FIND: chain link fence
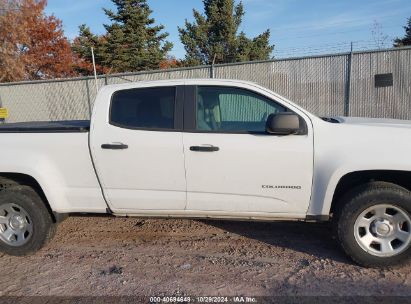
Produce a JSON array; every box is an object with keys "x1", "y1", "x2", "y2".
[{"x1": 0, "y1": 47, "x2": 410, "y2": 123}]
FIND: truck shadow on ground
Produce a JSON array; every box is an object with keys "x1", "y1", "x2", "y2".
[{"x1": 202, "y1": 220, "x2": 352, "y2": 265}]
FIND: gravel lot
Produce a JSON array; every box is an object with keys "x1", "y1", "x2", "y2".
[{"x1": 1, "y1": 216, "x2": 410, "y2": 297}]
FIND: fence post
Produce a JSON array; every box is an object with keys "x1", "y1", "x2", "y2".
[
  {"x1": 85, "y1": 79, "x2": 92, "y2": 119},
  {"x1": 0, "y1": 94, "x2": 4, "y2": 124},
  {"x1": 210, "y1": 54, "x2": 217, "y2": 79},
  {"x1": 344, "y1": 42, "x2": 353, "y2": 116},
  {"x1": 104, "y1": 75, "x2": 108, "y2": 85}
]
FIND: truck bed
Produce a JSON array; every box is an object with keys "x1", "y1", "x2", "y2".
[{"x1": 0, "y1": 120, "x2": 90, "y2": 133}]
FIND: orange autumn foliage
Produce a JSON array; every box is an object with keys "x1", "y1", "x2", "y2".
[
  {"x1": 0, "y1": 0, "x2": 77, "y2": 82},
  {"x1": 159, "y1": 57, "x2": 183, "y2": 70}
]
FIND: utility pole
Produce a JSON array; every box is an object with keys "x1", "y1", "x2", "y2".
[{"x1": 91, "y1": 47, "x2": 99, "y2": 95}]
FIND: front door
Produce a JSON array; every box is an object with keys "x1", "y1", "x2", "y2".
[
  {"x1": 182, "y1": 85, "x2": 314, "y2": 215},
  {"x1": 91, "y1": 85, "x2": 186, "y2": 212}
]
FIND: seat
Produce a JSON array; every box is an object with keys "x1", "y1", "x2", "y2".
[{"x1": 197, "y1": 95, "x2": 212, "y2": 130}]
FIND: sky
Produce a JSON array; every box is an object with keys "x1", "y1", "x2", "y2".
[{"x1": 45, "y1": 0, "x2": 411, "y2": 59}]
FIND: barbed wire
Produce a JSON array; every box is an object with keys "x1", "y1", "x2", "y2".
[{"x1": 273, "y1": 39, "x2": 397, "y2": 58}]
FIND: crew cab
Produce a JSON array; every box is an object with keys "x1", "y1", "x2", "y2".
[{"x1": 0, "y1": 79, "x2": 410, "y2": 267}]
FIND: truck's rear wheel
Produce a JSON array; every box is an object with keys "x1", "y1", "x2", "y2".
[
  {"x1": 336, "y1": 182, "x2": 411, "y2": 267},
  {"x1": 0, "y1": 186, "x2": 56, "y2": 256}
]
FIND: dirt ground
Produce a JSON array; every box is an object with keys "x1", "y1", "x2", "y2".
[{"x1": 0, "y1": 216, "x2": 411, "y2": 297}]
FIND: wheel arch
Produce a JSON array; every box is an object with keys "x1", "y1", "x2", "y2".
[
  {"x1": 329, "y1": 170, "x2": 411, "y2": 216},
  {"x1": 0, "y1": 172, "x2": 57, "y2": 223}
]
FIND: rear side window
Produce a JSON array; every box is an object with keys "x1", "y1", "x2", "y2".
[{"x1": 110, "y1": 87, "x2": 176, "y2": 130}]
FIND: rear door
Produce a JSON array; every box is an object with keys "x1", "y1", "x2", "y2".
[
  {"x1": 90, "y1": 85, "x2": 186, "y2": 212},
  {"x1": 182, "y1": 85, "x2": 314, "y2": 215}
]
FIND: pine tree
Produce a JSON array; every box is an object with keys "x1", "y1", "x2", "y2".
[
  {"x1": 394, "y1": 17, "x2": 411, "y2": 47},
  {"x1": 102, "y1": 0, "x2": 172, "y2": 72},
  {"x1": 72, "y1": 25, "x2": 108, "y2": 75},
  {"x1": 178, "y1": 0, "x2": 274, "y2": 65}
]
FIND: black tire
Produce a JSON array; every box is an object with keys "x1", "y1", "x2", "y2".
[
  {"x1": 0, "y1": 186, "x2": 56, "y2": 256},
  {"x1": 334, "y1": 182, "x2": 411, "y2": 267}
]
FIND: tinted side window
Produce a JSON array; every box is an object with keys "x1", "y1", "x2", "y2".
[
  {"x1": 110, "y1": 87, "x2": 175, "y2": 129},
  {"x1": 196, "y1": 86, "x2": 286, "y2": 132}
]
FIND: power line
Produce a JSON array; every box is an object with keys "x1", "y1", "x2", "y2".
[{"x1": 0, "y1": 8, "x2": 20, "y2": 11}]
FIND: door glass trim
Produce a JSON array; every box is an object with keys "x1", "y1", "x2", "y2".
[{"x1": 183, "y1": 85, "x2": 197, "y2": 130}]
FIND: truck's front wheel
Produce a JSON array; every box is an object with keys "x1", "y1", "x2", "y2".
[
  {"x1": 0, "y1": 186, "x2": 56, "y2": 256},
  {"x1": 336, "y1": 182, "x2": 411, "y2": 267}
]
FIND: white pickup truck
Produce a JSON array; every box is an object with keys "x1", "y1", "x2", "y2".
[{"x1": 0, "y1": 79, "x2": 410, "y2": 267}]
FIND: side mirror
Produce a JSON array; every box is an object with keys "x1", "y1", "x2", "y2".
[{"x1": 266, "y1": 112, "x2": 305, "y2": 135}]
